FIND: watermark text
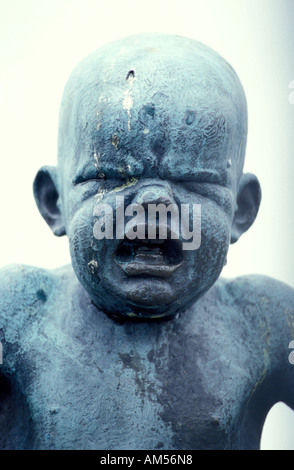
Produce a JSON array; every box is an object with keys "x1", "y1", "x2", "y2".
[{"x1": 93, "y1": 196, "x2": 201, "y2": 251}]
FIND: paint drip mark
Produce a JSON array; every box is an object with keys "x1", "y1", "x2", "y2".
[{"x1": 123, "y1": 69, "x2": 136, "y2": 131}]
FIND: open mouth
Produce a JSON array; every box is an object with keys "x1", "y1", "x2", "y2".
[{"x1": 114, "y1": 235, "x2": 184, "y2": 277}]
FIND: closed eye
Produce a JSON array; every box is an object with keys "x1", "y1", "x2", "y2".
[
  {"x1": 183, "y1": 181, "x2": 234, "y2": 214},
  {"x1": 176, "y1": 174, "x2": 226, "y2": 188},
  {"x1": 183, "y1": 181, "x2": 227, "y2": 193},
  {"x1": 72, "y1": 173, "x2": 106, "y2": 185}
]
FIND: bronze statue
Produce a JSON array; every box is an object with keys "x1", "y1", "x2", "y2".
[{"x1": 0, "y1": 33, "x2": 293, "y2": 450}]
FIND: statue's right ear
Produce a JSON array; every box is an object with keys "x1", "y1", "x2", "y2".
[{"x1": 33, "y1": 165, "x2": 66, "y2": 236}]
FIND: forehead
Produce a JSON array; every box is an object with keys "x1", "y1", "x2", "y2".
[{"x1": 60, "y1": 36, "x2": 246, "y2": 176}]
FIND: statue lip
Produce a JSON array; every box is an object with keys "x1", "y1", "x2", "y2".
[{"x1": 114, "y1": 224, "x2": 184, "y2": 278}]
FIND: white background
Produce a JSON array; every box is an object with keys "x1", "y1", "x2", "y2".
[{"x1": 0, "y1": 0, "x2": 294, "y2": 449}]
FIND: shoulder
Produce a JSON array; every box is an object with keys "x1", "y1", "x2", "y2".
[
  {"x1": 219, "y1": 273, "x2": 294, "y2": 314},
  {"x1": 217, "y1": 274, "x2": 294, "y2": 355},
  {"x1": 0, "y1": 263, "x2": 63, "y2": 325},
  {"x1": 0, "y1": 263, "x2": 77, "y2": 315},
  {"x1": 0, "y1": 263, "x2": 64, "y2": 310}
]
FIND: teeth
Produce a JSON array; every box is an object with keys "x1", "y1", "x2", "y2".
[
  {"x1": 134, "y1": 252, "x2": 164, "y2": 265},
  {"x1": 134, "y1": 245, "x2": 165, "y2": 265},
  {"x1": 115, "y1": 237, "x2": 184, "y2": 268},
  {"x1": 135, "y1": 246, "x2": 162, "y2": 254}
]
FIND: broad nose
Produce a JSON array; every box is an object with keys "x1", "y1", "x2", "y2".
[{"x1": 127, "y1": 181, "x2": 180, "y2": 242}]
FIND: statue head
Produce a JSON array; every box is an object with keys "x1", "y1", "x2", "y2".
[{"x1": 33, "y1": 33, "x2": 261, "y2": 320}]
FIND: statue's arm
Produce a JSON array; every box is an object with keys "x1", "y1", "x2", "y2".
[
  {"x1": 226, "y1": 275, "x2": 294, "y2": 413},
  {"x1": 0, "y1": 264, "x2": 52, "y2": 377},
  {"x1": 279, "y1": 283, "x2": 294, "y2": 410},
  {"x1": 0, "y1": 264, "x2": 54, "y2": 448},
  {"x1": 0, "y1": 265, "x2": 26, "y2": 376},
  {"x1": 263, "y1": 276, "x2": 294, "y2": 410}
]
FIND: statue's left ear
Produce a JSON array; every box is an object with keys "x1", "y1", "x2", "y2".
[
  {"x1": 230, "y1": 173, "x2": 261, "y2": 244},
  {"x1": 33, "y1": 165, "x2": 66, "y2": 237}
]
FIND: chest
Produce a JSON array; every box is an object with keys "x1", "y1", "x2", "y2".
[{"x1": 17, "y1": 314, "x2": 261, "y2": 450}]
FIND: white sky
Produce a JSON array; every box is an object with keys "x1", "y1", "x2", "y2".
[{"x1": 0, "y1": 0, "x2": 294, "y2": 449}]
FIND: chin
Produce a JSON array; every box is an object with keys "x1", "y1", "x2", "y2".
[
  {"x1": 71, "y1": 240, "x2": 225, "y2": 321},
  {"x1": 86, "y1": 274, "x2": 202, "y2": 321}
]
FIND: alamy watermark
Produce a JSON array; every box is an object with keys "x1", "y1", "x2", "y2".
[{"x1": 93, "y1": 196, "x2": 201, "y2": 250}]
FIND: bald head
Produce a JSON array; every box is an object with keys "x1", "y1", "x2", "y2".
[{"x1": 58, "y1": 33, "x2": 247, "y2": 182}]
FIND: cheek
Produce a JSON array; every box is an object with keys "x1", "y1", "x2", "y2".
[
  {"x1": 191, "y1": 205, "x2": 231, "y2": 287},
  {"x1": 67, "y1": 206, "x2": 103, "y2": 287},
  {"x1": 202, "y1": 207, "x2": 231, "y2": 256}
]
